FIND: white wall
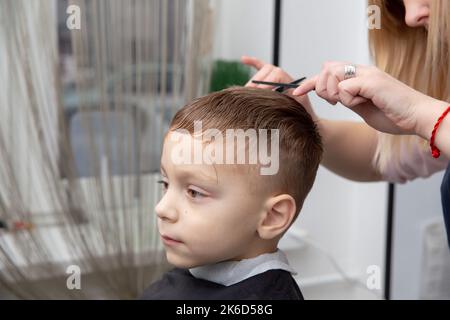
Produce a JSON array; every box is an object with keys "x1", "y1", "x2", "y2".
[
  {"x1": 212, "y1": 0, "x2": 273, "y2": 63},
  {"x1": 213, "y1": 0, "x2": 387, "y2": 299}
]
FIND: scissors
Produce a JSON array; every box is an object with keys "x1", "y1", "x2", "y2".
[{"x1": 251, "y1": 77, "x2": 306, "y2": 92}]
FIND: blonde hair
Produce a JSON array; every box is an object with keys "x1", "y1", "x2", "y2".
[{"x1": 368, "y1": 0, "x2": 450, "y2": 171}]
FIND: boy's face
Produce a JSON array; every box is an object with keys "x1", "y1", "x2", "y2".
[{"x1": 155, "y1": 132, "x2": 268, "y2": 268}]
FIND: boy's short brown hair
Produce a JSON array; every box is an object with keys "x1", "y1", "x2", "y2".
[{"x1": 169, "y1": 87, "x2": 322, "y2": 214}]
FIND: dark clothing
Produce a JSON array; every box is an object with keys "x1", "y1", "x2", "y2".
[
  {"x1": 441, "y1": 163, "x2": 450, "y2": 248},
  {"x1": 140, "y1": 268, "x2": 303, "y2": 300}
]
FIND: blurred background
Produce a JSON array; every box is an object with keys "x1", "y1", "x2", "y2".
[{"x1": 0, "y1": 0, "x2": 448, "y2": 299}]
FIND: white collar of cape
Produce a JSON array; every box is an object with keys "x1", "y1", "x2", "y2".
[{"x1": 188, "y1": 249, "x2": 297, "y2": 287}]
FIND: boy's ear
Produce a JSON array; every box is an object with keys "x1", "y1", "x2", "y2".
[{"x1": 257, "y1": 194, "x2": 297, "y2": 240}]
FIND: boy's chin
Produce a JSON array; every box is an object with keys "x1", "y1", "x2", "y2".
[{"x1": 166, "y1": 252, "x2": 202, "y2": 269}]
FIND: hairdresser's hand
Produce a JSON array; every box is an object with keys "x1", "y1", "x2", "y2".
[
  {"x1": 292, "y1": 61, "x2": 435, "y2": 136},
  {"x1": 241, "y1": 55, "x2": 319, "y2": 121}
]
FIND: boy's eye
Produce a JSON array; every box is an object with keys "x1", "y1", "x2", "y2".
[
  {"x1": 157, "y1": 180, "x2": 168, "y2": 191},
  {"x1": 187, "y1": 188, "x2": 206, "y2": 199}
]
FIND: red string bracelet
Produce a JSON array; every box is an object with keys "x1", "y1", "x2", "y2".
[{"x1": 430, "y1": 105, "x2": 450, "y2": 158}]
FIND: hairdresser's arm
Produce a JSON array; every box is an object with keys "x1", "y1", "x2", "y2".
[
  {"x1": 317, "y1": 119, "x2": 382, "y2": 181},
  {"x1": 242, "y1": 56, "x2": 382, "y2": 182}
]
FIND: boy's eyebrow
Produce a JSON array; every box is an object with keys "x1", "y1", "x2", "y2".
[
  {"x1": 179, "y1": 168, "x2": 218, "y2": 184},
  {"x1": 160, "y1": 164, "x2": 218, "y2": 184}
]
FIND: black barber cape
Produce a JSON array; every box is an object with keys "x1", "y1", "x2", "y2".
[{"x1": 140, "y1": 268, "x2": 303, "y2": 300}]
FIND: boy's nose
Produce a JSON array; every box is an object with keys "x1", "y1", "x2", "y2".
[
  {"x1": 403, "y1": 0, "x2": 430, "y2": 28},
  {"x1": 155, "y1": 192, "x2": 179, "y2": 223}
]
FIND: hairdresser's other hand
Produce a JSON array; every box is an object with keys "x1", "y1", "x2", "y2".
[
  {"x1": 292, "y1": 61, "x2": 435, "y2": 136},
  {"x1": 242, "y1": 56, "x2": 295, "y2": 89},
  {"x1": 241, "y1": 55, "x2": 318, "y2": 121}
]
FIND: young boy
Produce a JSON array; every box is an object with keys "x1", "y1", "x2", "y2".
[{"x1": 141, "y1": 87, "x2": 322, "y2": 300}]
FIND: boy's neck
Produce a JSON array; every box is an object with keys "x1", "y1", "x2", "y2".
[{"x1": 229, "y1": 240, "x2": 278, "y2": 262}]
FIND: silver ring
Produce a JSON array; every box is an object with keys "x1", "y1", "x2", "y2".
[{"x1": 343, "y1": 64, "x2": 356, "y2": 79}]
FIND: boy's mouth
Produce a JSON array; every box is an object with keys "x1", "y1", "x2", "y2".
[{"x1": 160, "y1": 233, "x2": 183, "y2": 246}]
